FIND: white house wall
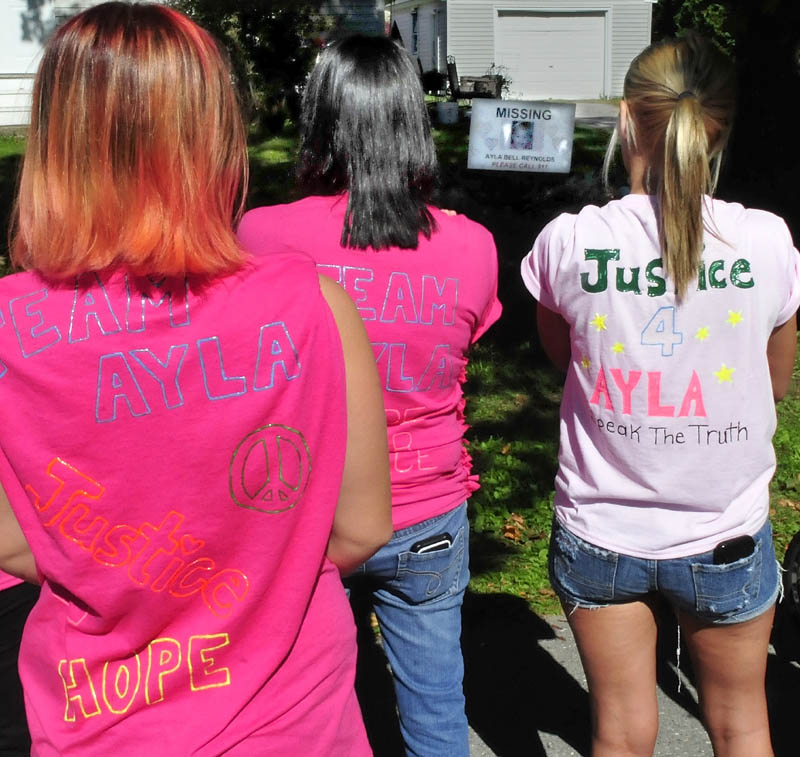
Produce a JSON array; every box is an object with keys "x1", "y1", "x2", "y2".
[
  {"x1": 609, "y1": 2, "x2": 652, "y2": 95},
  {"x1": 389, "y1": 1, "x2": 447, "y2": 72},
  {"x1": 446, "y1": 0, "x2": 652, "y2": 97},
  {"x1": 417, "y1": 6, "x2": 434, "y2": 69},
  {"x1": 1, "y1": 1, "x2": 103, "y2": 127},
  {"x1": 434, "y1": 6, "x2": 448, "y2": 71},
  {"x1": 393, "y1": 12, "x2": 414, "y2": 54}
]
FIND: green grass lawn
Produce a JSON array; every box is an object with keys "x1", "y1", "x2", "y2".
[
  {"x1": 0, "y1": 135, "x2": 25, "y2": 159},
  {"x1": 3, "y1": 125, "x2": 799, "y2": 617}
]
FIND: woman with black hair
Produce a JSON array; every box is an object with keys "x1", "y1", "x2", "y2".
[{"x1": 239, "y1": 34, "x2": 501, "y2": 756}]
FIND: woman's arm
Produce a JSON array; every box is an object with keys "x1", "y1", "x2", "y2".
[
  {"x1": 537, "y1": 302, "x2": 571, "y2": 373},
  {"x1": 767, "y1": 315, "x2": 798, "y2": 402},
  {"x1": 0, "y1": 486, "x2": 38, "y2": 584},
  {"x1": 319, "y1": 276, "x2": 393, "y2": 574}
]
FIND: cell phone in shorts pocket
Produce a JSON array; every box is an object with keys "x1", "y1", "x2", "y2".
[
  {"x1": 712, "y1": 534, "x2": 756, "y2": 564},
  {"x1": 410, "y1": 532, "x2": 453, "y2": 554}
]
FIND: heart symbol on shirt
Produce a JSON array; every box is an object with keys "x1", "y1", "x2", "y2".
[
  {"x1": 181, "y1": 534, "x2": 205, "y2": 555},
  {"x1": 485, "y1": 137, "x2": 497, "y2": 150}
]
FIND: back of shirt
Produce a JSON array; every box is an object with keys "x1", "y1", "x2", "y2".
[
  {"x1": 522, "y1": 195, "x2": 800, "y2": 558},
  {"x1": 239, "y1": 195, "x2": 502, "y2": 530},
  {"x1": 0, "y1": 252, "x2": 368, "y2": 755}
]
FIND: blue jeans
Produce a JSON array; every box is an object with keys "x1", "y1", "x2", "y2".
[
  {"x1": 549, "y1": 517, "x2": 779, "y2": 624},
  {"x1": 348, "y1": 502, "x2": 470, "y2": 757}
]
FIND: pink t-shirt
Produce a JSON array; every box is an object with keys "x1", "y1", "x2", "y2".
[
  {"x1": 522, "y1": 194, "x2": 800, "y2": 558},
  {"x1": 0, "y1": 251, "x2": 370, "y2": 755},
  {"x1": 0, "y1": 570, "x2": 22, "y2": 591},
  {"x1": 239, "y1": 195, "x2": 502, "y2": 530}
]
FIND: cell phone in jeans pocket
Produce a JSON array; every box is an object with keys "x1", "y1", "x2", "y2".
[
  {"x1": 410, "y1": 532, "x2": 453, "y2": 554},
  {"x1": 712, "y1": 534, "x2": 756, "y2": 564}
]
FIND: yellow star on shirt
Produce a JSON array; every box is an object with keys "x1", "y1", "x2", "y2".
[
  {"x1": 695, "y1": 326, "x2": 710, "y2": 342},
  {"x1": 581, "y1": 356, "x2": 591, "y2": 370},
  {"x1": 590, "y1": 313, "x2": 607, "y2": 331},
  {"x1": 713, "y1": 363, "x2": 735, "y2": 383},
  {"x1": 612, "y1": 342, "x2": 625, "y2": 354},
  {"x1": 726, "y1": 310, "x2": 743, "y2": 327}
]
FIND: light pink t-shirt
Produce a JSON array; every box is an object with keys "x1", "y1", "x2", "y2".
[
  {"x1": 0, "y1": 252, "x2": 370, "y2": 755},
  {"x1": 522, "y1": 194, "x2": 800, "y2": 558},
  {"x1": 239, "y1": 196, "x2": 502, "y2": 530}
]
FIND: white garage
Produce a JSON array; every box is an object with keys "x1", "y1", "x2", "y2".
[
  {"x1": 494, "y1": 10, "x2": 607, "y2": 99},
  {"x1": 388, "y1": 0, "x2": 654, "y2": 100}
]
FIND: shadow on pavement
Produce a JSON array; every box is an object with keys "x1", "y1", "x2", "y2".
[
  {"x1": 769, "y1": 601, "x2": 800, "y2": 757},
  {"x1": 768, "y1": 649, "x2": 800, "y2": 757},
  {"x1": 461, "y1": 591, "x2": 591, "y2": 757},
  {"x1": 350, "y1": 585, "x2": 800, "y2": 756},
  {"x1": 350, "y1": 586, "x2": 593, "y2": 757},
  {"x1": 654, "y1": 598, "x2": 800, "y2": 757},
  {"x1": 350, "y1": 590, "x2": 405, "y2": 756}
]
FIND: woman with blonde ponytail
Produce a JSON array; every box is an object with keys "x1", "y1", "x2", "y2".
[{"x1": 522, "y1": 33, "x2": 799, "y2": 756}]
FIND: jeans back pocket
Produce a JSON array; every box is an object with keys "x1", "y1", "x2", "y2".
[
  {"x1": 549, "y1": 521, "x2": 619, "y2": 603},
  {"x1": 691, "y1": 543, "x2": 762, "y2": 620},
  {"x1": 394, "y1": 525, "x2": 467, "y2": 605}
]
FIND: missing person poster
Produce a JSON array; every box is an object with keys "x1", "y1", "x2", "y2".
[{"x1": 467, "y1": 99, "x2": 576, "y2": 173}]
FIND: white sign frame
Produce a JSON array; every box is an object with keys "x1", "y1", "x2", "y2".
[{"x1": 467, "y1": 99, "x2": 576, "y2": 174}]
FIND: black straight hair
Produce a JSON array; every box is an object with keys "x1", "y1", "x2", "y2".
[{"x1": 297, "y1": 34, "x2": 438, "y2": 250}]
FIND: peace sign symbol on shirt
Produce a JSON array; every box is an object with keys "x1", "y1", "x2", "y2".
[{"x1": 228, "y1": 424, "x2": 312, "y2": 514}]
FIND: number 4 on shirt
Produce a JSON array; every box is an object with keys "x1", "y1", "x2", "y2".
[{"x1": 641, "y1": 306, "x2": 683, "y2": 356}]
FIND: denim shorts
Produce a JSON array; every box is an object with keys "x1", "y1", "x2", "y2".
[{"x1": 549, "y1": 517, "x2": 780, "y2": 625}]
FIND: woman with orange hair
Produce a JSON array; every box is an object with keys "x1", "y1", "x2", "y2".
[{"x1": 0, "y1": 3, "x2": 391, "y2": 753}]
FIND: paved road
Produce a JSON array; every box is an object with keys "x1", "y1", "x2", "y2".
[
  {"x1": 574, "y1": 101, "x2": 618, "y2": 130},
  {"x1": 467, "y1": 615, "x2": 713, "y2": 757},
  {"x1": 356, "y1": 590, "x2": 800, "y2": 757},
  {"x1": 466, "y1": 611, "x2": 800, "y2": 757}
]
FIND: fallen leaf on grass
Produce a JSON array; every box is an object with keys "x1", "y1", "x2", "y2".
[
  {"x1": 502, "y1": 524, "x2": 524, "y2": 542},
  {"x1": 502, "y1": 513, "x2": 528, "y2": 542},
  {"x1": 777, "y1": 498, "x2": 800, "y2": 511},
  {"x1": 538, "y1": 588, "x2": 556, "y2": 597},
  {"x1": 501, "y1": 443, "x2": 511, "y2": 455}
]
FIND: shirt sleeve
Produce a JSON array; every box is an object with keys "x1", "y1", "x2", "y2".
[
  {"x1": 775, "y1": 220, "x2": 800, "y2": 327},
  {"x1": 236, "y1": 208, "x2": 269, "y2": 253},
  {"x1": 520, "y1": 213, "x2": 572, "y2": 314},
  {"x1": 472, "y1": 227, "x2": 502, "y2": 344}
]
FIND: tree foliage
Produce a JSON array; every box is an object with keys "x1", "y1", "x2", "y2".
[
  {"x1": 172, "y1": 1, "x2": 330, "y2": 132},
  {"x1": 654, "y1": 1, "x2": 800, "y2": 237},
  {"x1": 654, "y1": 0, "x2": 734, "y2": 53}
]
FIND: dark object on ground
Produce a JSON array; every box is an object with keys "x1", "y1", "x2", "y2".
[
  {"x1": 446, "y1": 56, "x2": 502, "y2": 101},
  {"x1": 0, "y1": 582, "x2": 40, "y2": 754},
  {"x1": 772, "y1": 530, "x2": 800, "y2": 661},
  {"x1": 422, "y1": 69, "x2": 447, "y2": 96}
]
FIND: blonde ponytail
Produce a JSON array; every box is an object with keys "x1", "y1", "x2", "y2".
[
  {"x1": 660, "y1": 93, "x2": 712, "y2": 298},
  {"x1": 611, "y1": 33, "x2": 736, "y2": 301}
]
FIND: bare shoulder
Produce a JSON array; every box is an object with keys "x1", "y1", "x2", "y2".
[{"x1": 318, "y1": 275, "x2": 367, "y2": 340}]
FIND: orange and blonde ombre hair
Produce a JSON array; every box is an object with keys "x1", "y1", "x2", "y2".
[{"x1": 11, "y1": 2, "x2": 248, "y2": 278}]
